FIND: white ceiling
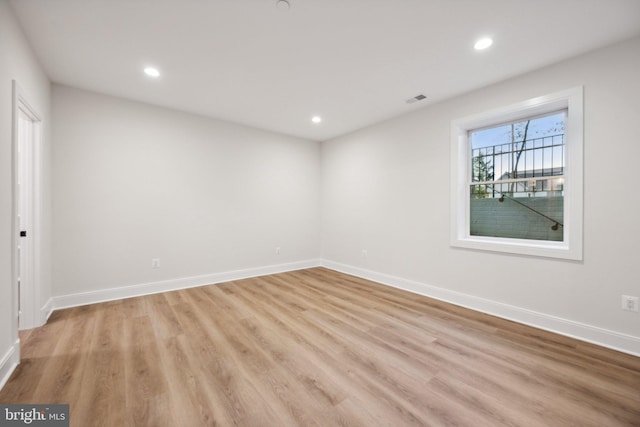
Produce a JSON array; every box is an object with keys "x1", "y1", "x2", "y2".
[{"x1": 10, "y1": 0, "x2": 640, "y2": 141}]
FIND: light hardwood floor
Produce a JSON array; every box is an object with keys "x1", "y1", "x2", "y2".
[{"x1": 1, "y1": 268, "x2": 639, "y2": 426}]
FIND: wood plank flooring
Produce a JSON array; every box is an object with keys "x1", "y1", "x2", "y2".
[{"x1": 1, "y1": 267, "x2": 639, "y2": 426}]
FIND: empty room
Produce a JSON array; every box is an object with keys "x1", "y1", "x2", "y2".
[{"x1": 1, "y1": 0, "x2": 639, "y2": 425}]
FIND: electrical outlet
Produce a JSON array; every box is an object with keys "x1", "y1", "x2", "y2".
[
  {"x1": 621, "y1": 295, "x2": 639, "y2": 312},
  {"x1": 275, "y1": 246, "x2": 281, "y2": 255},
  {"x1": 361, "y1": 250, "x2": 368, "y2": 258},
  {"x1": 152, "y1": 258, "x2": 160, "y2": 269}
]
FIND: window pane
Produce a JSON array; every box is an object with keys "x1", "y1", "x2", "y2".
[
  {"x1": 470, "y1": 111, "x2": 565, "y2": 182},
  {"x1": 470, "y1": 178, "x2": 564, "y2": 241}
]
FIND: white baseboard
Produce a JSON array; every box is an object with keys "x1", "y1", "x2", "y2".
[
  {"x1": 40, "y1": 297, "x2": 53, "y2": 324},
  {"x1": 45, "y1": 258, "x2": 640, "y2": 356},
  {"x1": 321, "y1": 259, "x2": 640, "y2": 357},
  {"x1": 0, "y1": 339, "x2": 20, "y2": 392},
  {"x1": 52, "y1": 259, "x2": 322, "y2": 311}
]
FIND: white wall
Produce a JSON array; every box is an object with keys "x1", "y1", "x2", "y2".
[
  {"x1": 0, "y1": 0, "x2": 52, "y2": 384},
  {"x1": 52, "y1": 85, "x2": 320, "y2": 299},
  {"x1": 321, "y1": 37, "x2": 640, "y2": 354}
]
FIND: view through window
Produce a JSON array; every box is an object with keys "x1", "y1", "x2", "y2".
[{"x1": 469, "y1": 111, "x2": 566, "y2": 241}]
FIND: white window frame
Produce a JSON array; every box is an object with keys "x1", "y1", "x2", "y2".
[{"x1": 450, "y1": 87, "x2": 583, "y2": 260}]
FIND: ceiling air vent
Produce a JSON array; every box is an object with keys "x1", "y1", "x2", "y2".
[{"x1": 406, "y1": 94, "x2": 427, "y2": 104}]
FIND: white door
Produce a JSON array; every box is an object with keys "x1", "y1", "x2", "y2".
[{"x1": 15, "y1": 89, "x2": 40, "y2": 330}]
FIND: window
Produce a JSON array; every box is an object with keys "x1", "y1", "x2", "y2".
[{"x1": 450, "y1": 88, "x2": 583, "y2": 260}]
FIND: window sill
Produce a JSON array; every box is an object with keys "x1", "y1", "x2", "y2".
[{"x1": 451, "y1": 235, "x2": 581, "y2": 260}]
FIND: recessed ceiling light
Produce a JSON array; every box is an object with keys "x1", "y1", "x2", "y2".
[
  {"x1": 276, "y1": 0, "x2": 290, "y2": 10},
  {"x1": 474, "y1": 37, "x2": 493, "y2": 50},
  {"x1": 144, "y1": 67, "x2": 160, "y2": 78},
  {"x1": 311, "y1": 116, "x2": 322, "y2": 124}
]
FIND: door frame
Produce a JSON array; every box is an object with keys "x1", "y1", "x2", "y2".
[{"x1": 12, "y1": 80, "x2": 43, "y2": 332}]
